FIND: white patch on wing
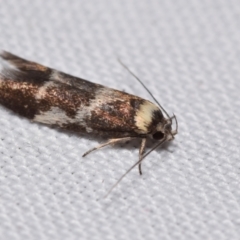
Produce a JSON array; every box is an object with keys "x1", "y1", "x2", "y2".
[
  {"x1": 95, "y1": 87, "x2": 123, "y2": 100},
  {"x1": 68, "y1": 88, "x2": 116, "y2": 128},
  {"x1": 35, "y1": 81, "x2": 56, "y2": 99},
  {"x1": 33, "y1": 106, "x2": 92, "y2": 132},
  {"x1": 86, "y1": 127, "x2": 93, "y2": 133},
  {"x1": 134, "y1": 101, "x2": 159, "y2": 134},
  {"x1": 33, "y1": 88, "x2": 106, "y2": 128},
  {"x1": 33, "y1": 107, "x2": 75, "y2": 126},
  {"x1": 74, "y1": 88, "x2": 114, "y2": 119},
  {"x1": 50, "y1": 70, "x2": 68, "y2": 84},
  {"x1": 50, "y1": 70, "x2": 62, "y2": 82}
]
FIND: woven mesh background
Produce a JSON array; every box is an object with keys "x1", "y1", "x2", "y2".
[{"x1": 0, "y1": 0, "x2": 240, "y2": 239}]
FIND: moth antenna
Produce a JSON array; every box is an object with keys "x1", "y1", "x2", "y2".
[
  {"x1": 104, "y1": 137, "x2": 167, "y2": 198},
  {"x1": 173, "y1": 113, "x2": 178, "y2": 134},
  {"x1": 118, "y1": 59, "x2": 171, "y2": 120}
]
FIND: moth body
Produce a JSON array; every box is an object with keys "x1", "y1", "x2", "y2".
[{"x1": 0, "y1": 51, "x2": 177, "y2": 191}]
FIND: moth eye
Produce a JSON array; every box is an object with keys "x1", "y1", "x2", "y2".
[{"x1": 152, "y1": 131, "x2": 164, "y2": 140}]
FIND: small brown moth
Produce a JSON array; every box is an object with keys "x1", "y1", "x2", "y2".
[{"x1": 0, "y1": 51, "x2": 177, "y2": 196}]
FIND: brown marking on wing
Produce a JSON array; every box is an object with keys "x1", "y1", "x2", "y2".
[
  {"x1": 0, "y1": 78, "x2": 103, "y2": 119},
  {"x1": 0, "y1": 80, "x2": 39, "y2": 118},
  {"x1": 85, "y1": 96, "x2": 145, "y2": 135},
  {"x1": 41, "y1": 82, "x2": 102, "y2": 118}
]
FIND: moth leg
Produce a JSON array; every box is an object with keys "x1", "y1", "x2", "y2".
[
  {"x1": 82, "y1": 137, "x2": 135, "y2": 157},
  {"x1": 138, "y1": 138, "x2": 147, "y2": 175}
]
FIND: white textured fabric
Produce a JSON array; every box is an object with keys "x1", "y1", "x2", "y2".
[{"x1": 0, "y1": 1, "x2": 240, "y2": 240}]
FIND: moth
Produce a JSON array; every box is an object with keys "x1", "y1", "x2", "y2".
[{"x1": 0, "y1": 51, "x2": 177, "y2": 195}]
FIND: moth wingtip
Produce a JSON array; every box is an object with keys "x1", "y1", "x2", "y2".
[
  {"x1": 0, "y1": 50, "x2": 7, "y2": 56},
  {"x1": 0, "y1": 50, "x2": 16, "y2": 60},
  {"x1": 0, "y1": 50, "x2": 7, "y2": 71},
  {"x1": 0, "y1": 50, "x2": 20, "y2": 77},
  {"x1": 0, "y1": 50, "x2": 5, "y2": 60}
]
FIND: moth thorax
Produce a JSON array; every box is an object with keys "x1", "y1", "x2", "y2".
[{"x1": 134, "y1": 100, "x2": 163, "y2": 134}]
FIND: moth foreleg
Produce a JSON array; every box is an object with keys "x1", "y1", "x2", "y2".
[
  {"x1": 138, "y1": 138, "x2": 147, "y2": 175},
  {"x1": 82, "y1": 137, "x2": 136, "y2": 157}
]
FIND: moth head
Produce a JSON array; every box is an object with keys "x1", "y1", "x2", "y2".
[
  {"x1": 151, "y1": 117, "x2": 174, "y2": 141},
  {"x1": 134, "y1": 101, "x2": 177, "y2": 141}
]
